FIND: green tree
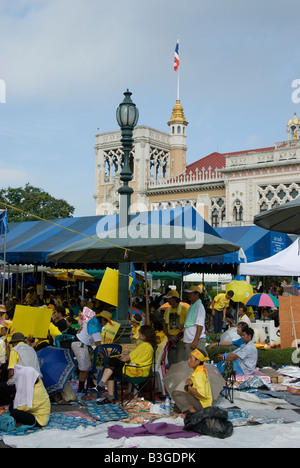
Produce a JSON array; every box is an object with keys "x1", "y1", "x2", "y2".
[{"x1": 0, "y1": 184, "x2": 75, "y2": 222}]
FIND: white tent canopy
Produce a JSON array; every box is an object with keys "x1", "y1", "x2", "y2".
[{"x1": 239, "y1": 238, "x2": 300, "y2": 276}]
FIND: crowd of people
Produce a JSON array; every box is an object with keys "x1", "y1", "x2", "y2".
[{"x1": 0, "y1": 279, "x2": 285, "y2": 423}]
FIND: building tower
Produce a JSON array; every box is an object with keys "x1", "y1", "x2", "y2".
[{"x1": 167, "y1": 99, "x2": 188, "y2": 177}]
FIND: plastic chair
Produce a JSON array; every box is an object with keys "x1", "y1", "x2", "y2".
[
  {"x1": 54, "y1": 334, "x2": 76, "y2": 349},
  {"x1": 120, "y1": 346, "x2": 157, "y2": 407},
  {"x1": 88, "y1": 343, "x2": 122, "y2": 399}
]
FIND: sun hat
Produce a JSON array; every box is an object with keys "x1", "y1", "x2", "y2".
[
  {"x1": 10, "y1": 332, "x2": 26, "y2": 343},
  {"x1": 97, "y1": 311, "x2": 113, "y2": 325},
  {"x1": 164, "y1": 290, "x2": 180, "y2": 299},
  {"x1": 184, "y1": 285, "x2": 202, "y2": 294}
]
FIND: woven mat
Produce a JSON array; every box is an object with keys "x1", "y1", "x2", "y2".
[
  {"x1": 0, "y1": 412, "x2": 99, "y2": 439},
  {"x1": 84, "y1": 401, "x2": 129, "y2": 423}
]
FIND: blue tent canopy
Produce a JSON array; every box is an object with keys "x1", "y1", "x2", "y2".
[
  {"x1": 154, "y1": 225, "x2": 292, "y2": 274},
  {"x1": 0, "y1": 207, "x2": 222, "y2": 267}
]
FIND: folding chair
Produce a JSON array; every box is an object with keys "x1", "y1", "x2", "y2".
[
  {"x1": 120, "y1": 346, "x2": 156, "y2": 407},
  {"x1": 87, "y1": 343, "x2": 122, "y2": 399},
  {"x1": 54, "y1": 334, "x2": 76, "y2": 349}
]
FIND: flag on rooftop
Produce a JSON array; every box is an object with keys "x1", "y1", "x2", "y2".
[{"x1": 174, "y1": 37, "x2": 179, "y2": 71}]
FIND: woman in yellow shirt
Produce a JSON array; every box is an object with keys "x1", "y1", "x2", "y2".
[
  {"x1": 9, "y1": 365, "x2": 50, "y2": 428},
  {"x1": 172, "y1": 348, "x2": 213, "y2": 416},
  {"x1": 95, "y1": 325, "x2": 157, "y2": 404}
]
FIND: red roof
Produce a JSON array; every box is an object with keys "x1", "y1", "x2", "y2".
[{"x1": 186, "y1": 146, "x2": 275, "y2": 174}]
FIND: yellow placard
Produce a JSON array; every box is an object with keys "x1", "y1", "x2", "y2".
[
  {"x1": 11, "y1": 305, "x2": 53, "y2": 339},
  {"x1": 101, "y1": 321, "x2": 121, "y2": 344},
  {"x1": 96, "y1": 267, "x2": 132, "y2": 307}
]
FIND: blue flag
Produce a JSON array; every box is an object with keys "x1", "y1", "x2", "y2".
[{"x1": 0, "y1": 210, "x2": 9, "y2": 234}]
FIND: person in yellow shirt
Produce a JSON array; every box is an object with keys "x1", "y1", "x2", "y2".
[
  {"x1": 95, "y1": 325, "x2": 157, "y2": 404},
  {"x1": 9, "y1": 365, "x2": 50, "y2": 428},
  {"x1": 172, "y1": 348, "x2": 212, "y2": 417},
  {"x1": 211, "y1": 291, "x2": 234, "y2": 333},
  {"x1": 163, "y1": 290, "x2": 188, "y2": 365}
]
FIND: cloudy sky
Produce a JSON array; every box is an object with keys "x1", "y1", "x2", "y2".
[{"x1": 0, "y1": 0, "x2": 300, "y2": 217}]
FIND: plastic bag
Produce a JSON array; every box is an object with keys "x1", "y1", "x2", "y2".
[
  {"x1": 0, "y1": 413, "x2": 16, "y2": 432},
  {"x1": 184, "y1": 407, "x2": 234, "y2": 439}
]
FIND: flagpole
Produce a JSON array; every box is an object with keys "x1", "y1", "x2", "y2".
[{"x1": 177, "y1": 65, "x2": 180, "y2": 100}]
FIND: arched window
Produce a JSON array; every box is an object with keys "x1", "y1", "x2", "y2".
[{"x1": 233, "y1": 200, "x2": 243, "y2": 222}]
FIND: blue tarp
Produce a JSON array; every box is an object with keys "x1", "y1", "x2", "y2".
[
  {"x1": 0, "y1": 207, "x2": 220, "y2": 266},
  {"x1": 157, "y1": 225, "x2": 293, "y2": 274}
]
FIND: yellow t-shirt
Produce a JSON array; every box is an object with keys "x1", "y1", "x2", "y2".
[
  {"x1": 163, "y1": 304, "x2": 188, "y2": 337},
  {"x1": 8, "y1": 348, "x2": 19, "y2": 369},
  {"x1": 212, "y1": 293, "x2": 230, "y2": 311},
  {"x1": 123, "y1": 341, "x2": 154, "y2": 378},
  {"x1": 16, "y1": 380, "x2": 51, "y2": 427},
  {"x1": 191, "y1": 365, "x2": 213, "y2": 408}
]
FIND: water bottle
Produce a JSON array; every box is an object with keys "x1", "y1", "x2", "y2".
[{"x1": 165, "y1": 396, "x2": 171, "y2": 416}]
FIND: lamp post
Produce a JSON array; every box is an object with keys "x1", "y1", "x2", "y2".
[{"x1": 116, "y1": 90, "x2": 139, "y2": 341}]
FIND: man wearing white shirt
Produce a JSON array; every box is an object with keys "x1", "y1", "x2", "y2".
[{"x1": 183, "y1": 286, "x2": 207, "y2": 358}]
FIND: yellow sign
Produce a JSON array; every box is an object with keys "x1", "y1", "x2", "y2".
[
  {"x1": 96, "y1": 267, "x2": 132, "y2": 307},
  {"x1": 101, "y1": 321, "x2": 121, "y2": 344},
  {"x1": 11, "y1": 305, "x2": 53, "y2": 339}
]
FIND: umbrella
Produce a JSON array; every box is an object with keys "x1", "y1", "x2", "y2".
[
  {"x1": 254, "y1": 198, "x2": 300, "y2": 234},
  {"x1": 225, "y1": 280, "x2": 253, "y2": 303},
  {"x1": 245, "y1": 293, "x2": 279, "y2": 308},
  {"x1": 47, "y1": 269, "x2": 94, "y2": 282},
  {"x1": 47, "y1": 224, "x2": 240, "y2": 266},
  {"x1": 37, "y1": 346, "x2": 77, "y2": 395},
  {"x1": 163, "y1": 361, "x2": 225, "y2": 401},
  {"x1": 47, "y1": 224, "x2": 240, "y2": 323}
]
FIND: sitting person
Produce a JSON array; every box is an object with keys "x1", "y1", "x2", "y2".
[
  {"x1": 217, "y1": 327, "x2": 258, "y2": 375},
  {"x1": 209, "y1": 322, "x2": 250, "y2": 350},
  {"x1": 96, "y1": 325, "x2": 157, "y2": 404},
  {"x1": 227, "y1": 305, "x2": 252, "y2": 328},
  {"x1": 9, "y1": 365, "x2": 50, "y2": 428},
  {"x1": 0, "y1": 332, "x2": 42, "y2": 405},
  {"x1": 172, "y1": 349, "x2": 212, "y2": 417},
  {"x1": 52, "y1": 305, "x2": 68, "y2": 333}
]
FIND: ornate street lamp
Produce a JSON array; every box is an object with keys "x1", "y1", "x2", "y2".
[{"x1": 116, "y1": 90, "x2": 139, "y2": 339}]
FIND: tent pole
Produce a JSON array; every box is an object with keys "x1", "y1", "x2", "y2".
[{"x1": 143, "y1": 253, "x2": 149, "y2": 325}]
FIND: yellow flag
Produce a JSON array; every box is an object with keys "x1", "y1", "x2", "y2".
[{"x1": 96, "y1": 267, "x2": 132, "y2": 307}]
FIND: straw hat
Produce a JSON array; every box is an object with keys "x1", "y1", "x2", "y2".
[
  {"x1": 184, "y1": 285, "x2": 202, "y2": 294},
  {"x1": 97, "y1": 311, "x2": 113, "y2": 325}
]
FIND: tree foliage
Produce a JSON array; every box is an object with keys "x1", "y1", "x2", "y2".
[{"x1": 0, "y1": 184, "x2": 75, "y2": 222}]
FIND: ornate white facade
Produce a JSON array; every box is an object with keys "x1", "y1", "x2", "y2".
[{"x1": 94, "y1": 105, "x2": 300, "y2": 228}]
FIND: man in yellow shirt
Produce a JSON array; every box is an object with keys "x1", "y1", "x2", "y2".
[
  {"x1": 163, "y1": 290, "x2": 188, "y2": 365},
  {"x1": 211, "y1": 290, "x2": 234, "y2": 333}
]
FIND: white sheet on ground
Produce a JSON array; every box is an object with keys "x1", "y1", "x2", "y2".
[{"x1": 3, "y1": 416, "x2": 300, "y2": 448}]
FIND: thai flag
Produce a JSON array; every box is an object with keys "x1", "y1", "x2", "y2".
[{"x1": 174, "y1": 38, "x2": 179, "y2": 71}]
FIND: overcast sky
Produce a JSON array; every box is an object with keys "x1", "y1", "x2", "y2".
[{"x1": 0, "y1": 0, "x2": 300, "y2": 217}]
